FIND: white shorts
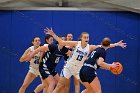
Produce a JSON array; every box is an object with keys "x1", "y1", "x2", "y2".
[
  {"x1": 60, "y1": 63, "x2": 82, "y2": 79},
  {"x1": 29, "y1": 66, "x2": 41, "y2": 77}
]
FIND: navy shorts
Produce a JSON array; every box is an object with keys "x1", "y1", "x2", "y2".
[
  {"x1": 80, "y1": 66, "x2": 97, "y2": 83},
  {"x1": 39, "y1": 62, "x2": 57, "y2": 80}
]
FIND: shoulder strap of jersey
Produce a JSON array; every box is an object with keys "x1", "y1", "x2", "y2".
[{"x1": 30, "y1": 46, "x2": 34, "y2": 51}]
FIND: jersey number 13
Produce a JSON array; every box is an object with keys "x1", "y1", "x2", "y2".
[{"x1": 76, "y1": 55, "x2": 83, "y2": 61}]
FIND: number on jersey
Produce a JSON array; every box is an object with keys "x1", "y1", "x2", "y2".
[
  {"x1": 76, "y1": 55, "x2": 83, "y2": 61},
  {"x1": 90, "y1": 51, "x2": 96, "y2": 58},
  {"x1": 34, "y1": 59, "x2": 39, "y2": 64},
  {"x1": 55, "y1": 57, "x2": 60, "y2": 63},
  {"x1": 34, "y1": 56, "x2": 39, "y2": 64}
]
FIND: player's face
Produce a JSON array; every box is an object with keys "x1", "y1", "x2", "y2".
[
  {"x1": 66, "y1": 34, "x2": 73, "y2": 41},
  {"x1": 81, "y1": 34, "x2": 89, "y2": 44},
  {"x1": 61, "y1": 37, "x2": 66, "y2": 41},
  {"x1": 33, "y1": 37, "x2": 41, "y2": 47},
  {"x1": 46, "y1": 37, "x2": 53, "y2": 44}
]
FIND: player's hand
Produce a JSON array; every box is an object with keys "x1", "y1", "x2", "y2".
[
  {"x1": 116, "y1": 40, "x2": 127, "y2": 48},
  {"x1": 44, "y1": 27, "x2": 55, "y2": 36},
  {"x1": 110, "y1": 62, "x2": 120, "y2": 69},
  {"x1": 24, "y1": 52, "x2": 32, "y2": 62}
]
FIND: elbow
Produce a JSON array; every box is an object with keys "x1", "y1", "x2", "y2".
[
  {"x1": 98, "y1": 61, "x2": 102, "y2": 66},
  {"x1": 98, "y1": 61, "x2": 104, "y2": 67},
  {"x1": 19, "y1": 57, "x2": 25, "y2": 62},
  {"x1": 19, "y1": 58, "x2": 23, "y2": 62}
]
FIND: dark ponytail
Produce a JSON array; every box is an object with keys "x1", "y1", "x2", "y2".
[{"x1": 45, "y1": 35, "x2": 53, "y2": 44}]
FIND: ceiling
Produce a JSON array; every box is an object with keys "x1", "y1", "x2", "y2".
[{"x1": 0, "y1": 0, "x2": 139, "y2": 13}]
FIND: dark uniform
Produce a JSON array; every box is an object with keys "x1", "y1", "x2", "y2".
[
  {"x1": 39, "y1": 44, "x2": 68, "y2": 79},
  {"x1": 64, "y1": 48, "x2": 72, "y2": 62},
  {"x1": 80, "y1": 47, "x2": 106, "y2": 83}
]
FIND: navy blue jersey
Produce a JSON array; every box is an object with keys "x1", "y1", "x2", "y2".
[
  {"x1": 84, "y1": 47, "x2": 106, "y2": 70},
  {"x1": 80, "y1": 47, "x2": 106, "y2": 83},
  {"x1": 42, "y1": 44, "x2": 68, "y2": 70},
  {"x1": 64, "y1": 48, "x2": 72, "y2": 61}
]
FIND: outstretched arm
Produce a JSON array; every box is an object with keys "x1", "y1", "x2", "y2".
[
  {"x1": 109, "y1": 40, "x2": 127, "y2": 48},
  {"x1": 90, "y1": 40, "x2": 127, "y2": 52},
  {"x1": 25, "y1": 45, "x2": 49, "y2": 62},
  {"x1": 96, "y1": 40, "x2": 127, "y2": 48},
  {"x1": 19, "y1": 48, "x2": 30, "y2": 62},
  {"x1": 44, "y1": 27, "x2": 63, "y2": 44},
  {"x1": 44, "y1": 27, "x2": 77, "y2": 47}
]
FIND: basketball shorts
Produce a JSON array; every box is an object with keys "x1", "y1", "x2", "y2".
[
  {"x1": 39, "y1": 62, "x2": 57, "y2": 80},
  {"x1": 29, "y1": 66, "x2": 41, "y2": 77},
  {"x1": 80, "y1": 66, "x2": 97, "y2": 83},
  {"x1": 60, "y1": 63, "x2": 81, "y2": 79}
]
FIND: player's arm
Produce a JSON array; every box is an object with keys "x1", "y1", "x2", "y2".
[
  {"x1": 96, "y1": 40, "x2": 127, "y2": 48},
  {"x1": 39, "y1": 51, "x2": 45, "y2": 63},
  {"x1": 89, "y1": 45, "x2": 100, "y2": 53},
  {"x1": 44, "y1": 27, "x2": 77, "y2": 47},
  {"x1": 65, "y1": 50, "x2": 72, "y2": 56},
  {"x1": 25, "y1": 45, "x2": 50, "y2": 62},
  {"x1": 19, "y1": 48, "x2": 31, "y2": 62},
  {"x1": 97, "y1": 57, "x2": 116, "y2": 70},
  {"x1": 109, "y1": 40, "x2": 127, "y2": 48},
  {"x1": 90, "y1": 40, "x2": 126, "y2": 53},
  {"x1": 60, "y1": 46, "x2": 72, "y2": 56}
]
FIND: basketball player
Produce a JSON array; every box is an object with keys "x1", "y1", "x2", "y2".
[
  {"x1": 44, "y1": 27, "x2": 126, "y2": 93},
  {"x1": 64, "y1": 33, "x2": 80, "y2": 93},
  {"x1": 33, "y1": 35, "x2": 54, "y2": 93},
  {"x1": 79, "y1": 38, "x2": 121, "y2": 93},
  {"x1": 19, "y1": 36, "x2": 44, "y2": 93},
  {"x1": 25, "y1": 38, "x2": 71, "y2": 93}
]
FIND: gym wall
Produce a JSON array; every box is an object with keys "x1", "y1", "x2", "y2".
[{"x1": 0, "y1": 10, "x2": 139, "y2": 93}]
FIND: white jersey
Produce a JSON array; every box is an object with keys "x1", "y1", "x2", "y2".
[
  {"x1": 29, "y1": 46, "x2": 40, "y2": 69},
  {"x1": 67, "y1": 41, "x2": 90, "y2": 67}
]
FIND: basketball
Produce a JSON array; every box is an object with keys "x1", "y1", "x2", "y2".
[{"x1": 110, "y1": 62, "x2": 123, "y2": 75}]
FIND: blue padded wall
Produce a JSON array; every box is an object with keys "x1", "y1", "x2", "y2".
[{"x1": 0, "y1": 10, "x2": 139, "y2": 93}]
